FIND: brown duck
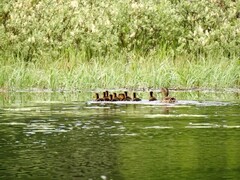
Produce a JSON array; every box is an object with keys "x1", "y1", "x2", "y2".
[
  {"x1": 103, "y1": 91, "x2": 110, "y2": 101},
  {"x1": 149, "y1": 91, "x2": 157, "y2": 101},
  {"x1": 161, "y1": 87, "x2": 176, "y2": 103},
  {"x1": 117, "y1": 93, "x2": 125, "y2": 101},
  {"x1": 95, "y1": 93, "x2": 104, "y2": 101},
  {"x1": 110, "y1": 94, "x2": 118, "y2": 101},
  {"x1": 133, "y1": 92, "x2": 141, "y2": 101},
  {"x1": 124, "y1": 91, "x2": 132, "y2": 101},
  {"x1": 113, "y1": 93, "x2": 120, "y2": 101}
]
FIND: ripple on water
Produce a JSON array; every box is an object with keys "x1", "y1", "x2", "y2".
[
  {"x1": 110, "y1": 133, "x2": 138, "y2": 136},
  {"x1": 223, "y1": 125, "x2": 240, "y2": 128},
  {"x1": 144, "y1": 126, "x2": 173, "y2": 129},
  {"x1": 144, "y1": 114, "x2": 208, "y2": 118},
  {"x1": 25, "y1": 123, "x2": 55, "y2": 133},
  {"x1": 23, "y1": 121, "x2": 74, "y2": 134},
  {"x1": 2, "y1": 107, "x2": 42, "y2": 111},
  {"x1": 0, "y1": 122, "x2": 27, "y2": 126},
  {"x1": 84, "y1": 106, "x2": 111, "y2": 109},
  {"x1": 185, "y1": 124, "x2": 221, "y2": 129},
  {"x1": 185, "y1": 122, "x2": 229, "y2": 129}
]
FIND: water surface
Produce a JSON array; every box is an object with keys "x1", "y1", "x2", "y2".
[{"x1": 0, "y1": 91, "x2": 240, "y2": 179}]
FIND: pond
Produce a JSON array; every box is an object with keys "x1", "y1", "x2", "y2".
[{"x1": 0, "y1": 90, "x2": 240, "y2": 179}]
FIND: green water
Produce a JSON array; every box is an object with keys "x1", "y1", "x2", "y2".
[{"x1": 0, "y1": 91, "x2": 240, "y2": 180}]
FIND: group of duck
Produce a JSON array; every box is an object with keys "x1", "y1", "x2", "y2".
[{"x1": 94, "y1": 87, "x2": 176, "y2": 103}]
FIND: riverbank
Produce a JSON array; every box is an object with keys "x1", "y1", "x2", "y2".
[{"x1": 0, "y1": 51, "x2": 239, "y2": 91}]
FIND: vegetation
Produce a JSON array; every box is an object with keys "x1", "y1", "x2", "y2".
[{"x1": 0, "y1": 0, "x2": 239, "y2": 90}]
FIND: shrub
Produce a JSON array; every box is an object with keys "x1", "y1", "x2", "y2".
[{"x1": 0, "y1": 0, "x2": 239, "y2": 61}]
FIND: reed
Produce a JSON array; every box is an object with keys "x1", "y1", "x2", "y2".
[{"x1": 0, "y1": 51, "x2": 239, "y2": 91}]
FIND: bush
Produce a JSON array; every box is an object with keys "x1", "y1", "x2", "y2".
[{"x1": 0, "y1": 0, "x2": 239, "y2": 61}]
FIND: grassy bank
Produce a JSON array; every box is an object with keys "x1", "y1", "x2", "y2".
[
  {"x1": 0, "y1": 0, "x2": 239, "y2": 90},
  {"x1": 1, "y1": 51, "x2": 239, "y2": 91}
]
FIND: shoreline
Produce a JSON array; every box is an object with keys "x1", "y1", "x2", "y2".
[{"x1": 1, "y1": 87, "x2": 239, "y2": 93}]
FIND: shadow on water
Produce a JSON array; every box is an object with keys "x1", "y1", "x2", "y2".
[{"x1": 0, "y1": 91, "x2": 240, "y2": 179}]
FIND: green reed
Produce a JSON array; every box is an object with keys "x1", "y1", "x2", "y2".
[{"x1": 0, "y1": 50, "x2": 239, "y2": 91}]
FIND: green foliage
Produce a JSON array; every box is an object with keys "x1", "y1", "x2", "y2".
[
  {"x1": 175, "y1": 0, "x2": 240, "y2": 56},
  {"x1": 0, "y1": 0, "x2": 239, "y2": 90},
  {"x1": 0, "y1": 0, "x2": 239, "y2": 61}
]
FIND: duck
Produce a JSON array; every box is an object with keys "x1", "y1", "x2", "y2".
[
  {"x1": 149, "y1": 91, "x2": 157, "y2": 101},
  {"x1": 95, "y1": 93, "x2": 104, "y2": 101},
  {"x1": 105, "y1": 90, "x2": 110, "y2": 97},
  {"x1": 113, "y1": 93, "x2": 120, "y2": 101},
  {"x1": 133, "y1": 92, "x2": 141, "y2": 101},
  {"x1": 109, "y1": 94, "x2": 114, "y2": 101},
  {"x1": 109, "y1": 94, "x2": 118, "y2": 101},
  {"x1": 117, "y1": 93, "x2": 125, "y2": 101},
  {"x1": 103, "y1": 91, "x2": 110, "y2": 101},
  {"x1": 161, "y1": 87, "x2": 176, "y2": 103},
  {"x1": 124, "y1": 91, "x2": 132, "y2": 101}
]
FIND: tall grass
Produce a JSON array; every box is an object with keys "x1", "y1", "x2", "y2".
[
  {"x1": 0, "y1": 51, "x2": 239, "y2": 91},
  {"x1": 0, "y1": 0, "x2": 239, "y2": 90}
]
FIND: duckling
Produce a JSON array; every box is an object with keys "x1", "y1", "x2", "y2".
[
  {"x1": 103, "y1": 91, "x2": 110, "y2": 101},
  {"x1": 124, "y1": 91, "x2": 132, "y2": 101},
  {"x1": 105, "y1": 90, "x2": 110, "y2": 97},
  {"x1": 109, "y1": 94, "x2": 118, "y2": 101},
  {"x1": 113, "y1": 92, "x2": 120, "y2": 101},
  {"x1": 95, "y1": 93, "x2": 104, "y2": 101},
  {"x1": 118, "y1": 93, "x2": 125, "y2": 101},
  {"x1": 161, "y1": 87, "x2": 176, "y2": 103},
  {"x1": 109, "y1": 94, "x2": 113, "y2": 101},
  {"x1": 149, "y1": 91, "x2": 157, "y2": 101},
  {"x1": 133, "y1": 92, "x2": 141, "y2": 101}
]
